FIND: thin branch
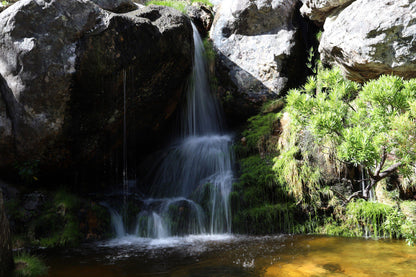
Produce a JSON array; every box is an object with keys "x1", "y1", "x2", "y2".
[
  {"x1": 347, "y1": 102, "x2": 356, "y2": 112},
  {"x1": 374, "y1": 147, "x2": 387, "y2": 177},
  {"x1": 331, "y1": 188, "x2": 363, "y2": 205}
]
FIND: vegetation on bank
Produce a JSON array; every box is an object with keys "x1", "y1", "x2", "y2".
[
  {"x1": 13, "y1": 253, "x2": 48, "y2": 277},
  {"x1": 233, "y1": 65, "x2": 416, "y2": 243},
  {"x1": 146, "y1": 0, "x2": 212, "y2": 13},
  {"x1": 5, "y1": 189, "x2": 111, "y2": 249}
]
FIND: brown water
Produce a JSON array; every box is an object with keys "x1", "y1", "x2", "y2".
[{"x1": 41, "y1": 235, "x2": 416, "y2": 276}]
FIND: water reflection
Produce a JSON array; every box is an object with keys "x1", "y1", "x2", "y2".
[{"x1": 43, "y1": 235, "x2": 416, "y2": 276}]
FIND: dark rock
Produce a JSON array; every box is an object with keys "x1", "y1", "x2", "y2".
[
  {"x1": 23, "y1": 191, "x2": 45, "y2": 211},
  {"x1": 0, "y1": 0, "x2": 106, "y2": 169},
  {"x1": 0, "y1": 0, "x2": 193, "y2": 183},
  {"x1": 0, "y1": 188, "x2": 14, "y2": 276},
  {"x1": 187, "y1": 3, "x2": 214, "y2": 37},
  {"x1": 91, "y1": 0, "x2": 137, "y2": 13}
]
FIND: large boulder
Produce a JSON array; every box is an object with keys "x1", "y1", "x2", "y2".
[
  {"x1": 0, "y1": 0, "x2": 193, "y2": 181},
  {"x1": 0, "y1": 188, "x2": 14, "y2": 277},
  {"x1": 210, "y1": 0, "x2": 300, "y2": 119},
  {"x1": 90, "y1": 0, "x2": 137, "y2": 13},
  {"x1": 300, "y1": 0, "x2": 355, "y2": 25},
  {"x1": 319, "y1": 0, "x2": 416, "y2": 82}
]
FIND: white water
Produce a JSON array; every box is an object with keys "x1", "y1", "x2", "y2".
[{"x1": 108, "y1": 24, "x2": 234, "y2": 240}]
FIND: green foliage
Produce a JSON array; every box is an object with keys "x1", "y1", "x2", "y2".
[
  {"x1": 346, "y1": 199, "x2": 393, "y2": 238},
  {"x1": 32, "y1": 189, "x2": 82, "y2": 247},
  {"x1": 14, "y1": 160, "x2": 40, "y2": 185},
  {"x1": 283, "y1": 68, "x2": 416, "y2": 200},
  {"x1": 14, "y1": 253, "x2": 48, "y2": 277},
  {"x1": 146, "y1": 0, "x2": 212, "y2": 13},
  {"x1": 203, "y1": 38, "x2": 215, "y2": 65}
]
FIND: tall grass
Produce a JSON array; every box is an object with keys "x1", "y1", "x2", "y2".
[{"x1": 14, "y1": 253, "x2": 48, "y2": 277}]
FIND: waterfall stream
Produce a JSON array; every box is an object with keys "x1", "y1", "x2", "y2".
[{"x1": 109, "y1": 23, "x2": 233, "y2": 238}]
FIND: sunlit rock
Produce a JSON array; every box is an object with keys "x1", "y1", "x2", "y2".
[
  {"x1": 210, "y1": 0, "x2": 299, "y2": 118},
  {"x1": 319, "y1": 0, "x2": 416, "y2": 82},
  {"x1": 300, "y1": 0, "x2": 355, "y2": 25}
]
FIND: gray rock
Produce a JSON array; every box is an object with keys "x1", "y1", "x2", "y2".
[
  {"x1": 210, "y1": 0, "x2": 298, "y2": 107},
  {"x1": 300, "y1": 0, "x2": 355, "y2": 24},
  {"x1": 91, "y1": 0, "x2": 137, "y2": 13},
  {"x1": 0, "y1": 0, "x2": 193, "y2": 178},
  {"x1": 319, "y1": 0, "x2": 416, "y2": 82},
  {"x1": 0, "y1": 189, "x2": 13, "y2": 277}
]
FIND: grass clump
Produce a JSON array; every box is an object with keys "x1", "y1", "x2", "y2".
[
  {"x1": 14, "y1": 253, "x2": 48, "y2": 277},
  {"x1": 147, "y1": 0, "x2": 187, "y2": 13},
  {"x1": 147, "y1": 0, "x2": 213, "y2": 13},
  {"x1": 31, "y1": 189, "x2": 82, "y2": 248}
]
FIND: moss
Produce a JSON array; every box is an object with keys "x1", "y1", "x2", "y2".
[
  {"x1": 14, "y1": 253, "x2": 48, "y2": 277},
  {"x1": 232, "y1": 155, "x2": 298, "y2": 234},
  {"x1": 240, "y1": 112, "x2": 280, "y2": 155}
]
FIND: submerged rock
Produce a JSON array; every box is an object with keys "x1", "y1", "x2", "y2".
[
  {"x1": 300, "y1": 0, "x2": 355, "y2": 25},
  {"x1": 0, "y1": 0, "x2": 193, "y2": 181},
  {"x1": 319, "y1": 0, "x2": 416, "y2": 82},
  {"x1": 210, "y1": 0, "x2": 299, "y2": 117}
]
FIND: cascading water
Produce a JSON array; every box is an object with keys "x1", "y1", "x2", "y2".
[{"x1": 109, "y1": 23, "x2": 234, "y2": 238}]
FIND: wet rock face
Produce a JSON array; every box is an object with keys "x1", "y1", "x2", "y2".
[
  {"x1": 0, "y1": 0, "x2": 105, "y2": 168},
  {"x1": 0, "y1": 0, "x2": 193, "y2": 180},
  {"x1": 300, "y1": 0, "x2": 355, "y2": 25},
  {"x1": 210, "y1": 0, "x2": 300, "y2": 120},
  {"x1": 0, "y1": 189, "x2": 13, "y2": 277},
  {"x1": 319, "y1": 0, "x2": 416, "y2": 82}
]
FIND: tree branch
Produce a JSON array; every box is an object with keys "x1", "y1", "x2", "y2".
[
  {"x1": 379, "y1": 162, "x2": 402, "y2": 179},
  {"x1": 331, "y1": 188, "x2": 363, "y2": 205},
  {"x1": 374, "y1": 147, "x2": 387, "y2": 177}
]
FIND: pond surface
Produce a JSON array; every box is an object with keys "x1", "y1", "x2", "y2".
[{"x1": 41, "y1": 235, "x2": 416, "y2": 276}]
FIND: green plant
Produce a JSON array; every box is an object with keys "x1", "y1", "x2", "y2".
[
  {"x1": 284, "y1": 68, "x2": 416, "y2": 201},
  {"x1": 14, "y1": 253, "x2": 48, "y2": 277},
  {"x1": 14, "y1": 160, "x2": 40, "y2": 184}
]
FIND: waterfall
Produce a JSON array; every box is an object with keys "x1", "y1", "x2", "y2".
[{"x1": 108, "y1": 23, "x2": 234, "y2": 238}]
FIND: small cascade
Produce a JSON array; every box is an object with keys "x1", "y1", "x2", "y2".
[
  {"x1": 102, "y1": 203, "x2": 126, "y2": 238},
  {"x1": 360, "y1": 167, "x2": 375, "y2": 202},
  {"x1": 106, "y1": 23, "x2": 234, "y2": 239}
]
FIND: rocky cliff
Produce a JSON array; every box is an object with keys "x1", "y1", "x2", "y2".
[{"x1": 0, "y1": 0, "x2": 193, "y2": 182}]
